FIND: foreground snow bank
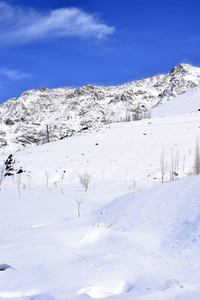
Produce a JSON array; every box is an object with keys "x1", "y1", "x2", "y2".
[{"x1": 0, "y1": 175, "x2": 200, "y2": 299}]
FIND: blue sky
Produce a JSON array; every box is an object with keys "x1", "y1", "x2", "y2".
[{"x1": 0, "y1": 0, "x2": 199, "y2": 103}]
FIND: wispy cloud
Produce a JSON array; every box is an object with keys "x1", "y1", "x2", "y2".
[
  {"x1": 0, "y1": 67, "x2": 29, "y2": 80},
  {"x1": 0, "y1": 2, "x2": 115, "y2": 45}
]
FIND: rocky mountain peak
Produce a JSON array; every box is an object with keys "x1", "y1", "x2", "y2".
[{"x1": 170, "y1": 63, "x2": 199, "y2": 76}]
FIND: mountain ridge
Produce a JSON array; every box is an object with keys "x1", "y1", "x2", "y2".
[{"x1": 0, "y1": 63, "x2": 200, "y2": 153}]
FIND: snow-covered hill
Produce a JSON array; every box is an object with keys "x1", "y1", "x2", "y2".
[
  {"x1": 0, "y1": 80, "x2": 200, "y2": 299},
  {"x1": 0, "y1": 63, "x2": 200, "y2": 153}
]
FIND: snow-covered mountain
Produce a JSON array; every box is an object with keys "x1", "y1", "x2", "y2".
[
  {"x1": 0, "y1": 63, "x2": 200, "y2": 153},
  {"x1": 0, "y1": 80, "x2": 200, "y2": 299}
]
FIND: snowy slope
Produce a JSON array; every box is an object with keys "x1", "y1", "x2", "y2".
[
  {"x1": 2, "y1": 176, "x2": 200, "y2": 300},
  {"x1": 1, "y1": 108, "x2": 200, "y2": 193},
  {"x1": 152, "y1": 85, "x2": 200, "y2": 117},
  {"x1": 0, "y1": 71, "x2": 200, "y2": 299},
  {"x1": 0, "y1": 63, "x2": 200, "y2": 153}
]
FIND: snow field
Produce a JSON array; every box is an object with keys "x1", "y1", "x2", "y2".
[{"x1": 0, "y1": 87, "x2": 200, "y2": 299}]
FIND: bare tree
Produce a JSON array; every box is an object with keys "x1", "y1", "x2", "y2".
[
  {"x1": 160, "y1": 148, "x2": 167, "y2": 183},
  {"x1": 53, "y1": 182, "x2": 58, "y2": 189},
  {"x1": 45, "y1": 170, "x2": 49, "y2": 187},
  {"x1": 46, "y1": 124, "x2": 50, "y2": 143},
  {"x1": 76, "y1": 199, "x2": 84, "y2": 217},
  {"x1": 134, "y1": 111, "x2": 141, "y2": 121},
  {"x1": 16, "y1": 174, "x2": 21, "y2": 198},
  {"x1": 194, "y1": 139, "x2": 200, "y2": 175},
  {"x1": 0, "y1": 168, "x2": 4, "y2": 190},
  {"x1": 143, "y1": 110, "x2": 151, "y2": 119},
  {"x1": 169, "y1": 149, "x2": 179, "y2": 181},
  {"x1": 27, "y1": 174, "x2": 31, "y2": 190},
  {"x1": 60, "y1": 170, "x2": 65, "y2": 183},
  {"x1": 182, "y1": 155, "x2": 186, "y2": 177},
  {"x1": 174, "y1": 149, "x2": 179, "y2": 177},
  {"x1": 169, "y1": 151, "x2": 174, "y2": 181},
  {"x1": 78, "y1": 172, "x2": 92, "y2": 192}
]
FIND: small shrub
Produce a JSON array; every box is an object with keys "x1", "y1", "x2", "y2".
[
  {"x1": 163, "y1": 279, "x2": 183, "y2": 291},
  {"x1": 78, "y1": 172, "x2": 91, "y2": 192}
]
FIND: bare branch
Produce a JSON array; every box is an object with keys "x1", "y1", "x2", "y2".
[{"x1": 78, "y1": 172, "x2": 91, "y2": 192}]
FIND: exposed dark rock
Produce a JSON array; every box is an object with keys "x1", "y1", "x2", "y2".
[
  {"x1": 4, "y1": 154, "x2": 15, "y2": 177},
  {"x1": 0, "y1": 264, "x2": 12, "y2": 271},
  {"x1": 16, "y1": 168, "x2": 24, "y2": 174},
  {"x1": 16, "y1": 135, "x2": 39, "y2": 145},
  {"x1": 0, "y1": 130, "x2": 6, "y2": 136},
  {"x1": 39, "y1": 87, "x2": 49, "y2": 92},
  {"x1": 5, "y1": 118, "x2": 15, "y2": 125},
  {"x1": 0, "y1": 138, "x2": 7, "y2": 147}
]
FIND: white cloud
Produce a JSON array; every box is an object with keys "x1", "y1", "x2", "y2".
[
  {"x1": 0, "y1": 68, "x2": 29, "y2": 80},
  {"x1": 0, "y1": 2, "x2": 115, "y2": 44}
]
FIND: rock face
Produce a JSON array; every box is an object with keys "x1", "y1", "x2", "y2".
[{"x1": 0, "y1": 63, "x2": 200, "y2": 153}]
